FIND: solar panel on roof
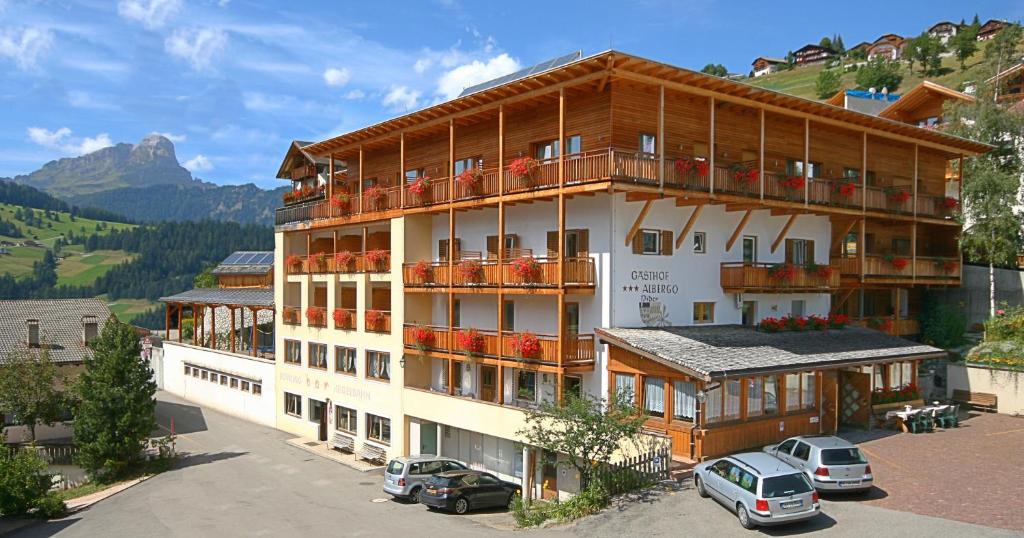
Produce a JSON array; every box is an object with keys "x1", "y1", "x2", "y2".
[
  {"x1": 219, "y1": 251, "x2": 273, "y2": 266},
  {"x1": 458, "y1": 51, "x2": 582, "y2": 97}
]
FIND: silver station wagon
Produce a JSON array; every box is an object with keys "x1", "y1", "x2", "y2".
[
  {"x1": 694, "y1": 452, "x2": 821, "y2": 529},
  {"x1": 763, "y1": 435, "x2": 873, "y2": 493},
  {"x1": 383, "y1": 455, "x2": 468, "y2": 502}
]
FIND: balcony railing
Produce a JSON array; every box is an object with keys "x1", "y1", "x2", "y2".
[
  {"x1": 293, "y1": 251, "x2": 391, "y2": 274},
  {"x1": 282, "y1": 306, "x2": 301, "y2": 326},
  {"x1": 850, "y1": 317, "x2": 921, "y2": 336},
  {"x1": 365, "y1": 310, "x2": 392, "y2": 334},
  {"x1": 403, "y1": 256, "x2": 595, "y2": 289},
  {"x1": 720, "y1": 262, "x2": 840, "y2": 292},
  {"x1": 836, "y1": 254, "x2": 959, "y2": 280},
  {"x1": 402, "y1": 324, "x2": 595, "y2": 368},
  {"x1": 305, "y1": 306, "x2": 327, "y2": 328},
  {"x1": 290, "y1": 164, "x2": 317, "y2": 181},
  {"x1": 333, "y1": 307, "x2": 356, "y2": 330},
  {"x1": 275, "y1": 146, "x2": 953, "y2": 227}
]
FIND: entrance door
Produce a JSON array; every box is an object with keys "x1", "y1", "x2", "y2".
[
  {"x1": 820, "y1": 371, "x2": 839, "y2": 434},
  {"x1": 420, "y1": 422, "x2": 438, "y2": 455},
  {"x1": 839, "y1": 370, "x2": 871, "y2": 428},
  {"x1": 318, "y1": 403, "x2": 328, "y2": 442},
  {"x1": 480, "y1": 365, "x2": 497, "y2": 402},
  {"x1": 541, "y1": 450, "x2": 559, "y2": 500}
]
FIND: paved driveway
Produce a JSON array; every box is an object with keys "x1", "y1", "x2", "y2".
[{"x1": 12, "y1": 392, "x2": 1020, "y2": 538}]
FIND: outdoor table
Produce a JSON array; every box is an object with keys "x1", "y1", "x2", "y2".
[{"x1": 885, "y1": 405, "x2": 948, "y2": 432}]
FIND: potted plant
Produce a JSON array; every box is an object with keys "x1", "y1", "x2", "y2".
[
  {"x1": 694, "y1": 159, "x2": 710, "y2": 178},
  {"x1": 283, "y1": 307, "x2": 300, "y2": 325},
  {"x1": 408, "y1": 175, "x2": 430, "y2": 205},
  {"x1": 409, "y1": 325, "x2": 436, "y2": 352},
  {"x1": 940, "y1": 259, "x2": 958, "y2": 274},
  {"x1": 334, "y1": 250, "x2": 355, "y2": 272},
  {"x1": 305, "y1": 307, "x2": 325, "y2": 326},
  {"x1": 674, "y1": 157, "x2": 694, "y2": 178},
  {"x1": 510, "y1": 256, "x2": 542, "y2": 283},
  {"x1": 285, "y1": 254, "x2": 303, "y2": 272},
  {"x1": 806, "y1": 262, "x2": 833, "y2": 281},
  {"x1": 941, "y1": 196, "x2": 959, "y2": 215},
  {"x1": 834, "y1": 181, "x2": 856, "y2": 201},
  {"x1": 730, "y1": 164, "x2": 758, "y2": 191},
  {"x1": 364, "y1": 249, "x2": 389, "y2": 272},
  {"x1": 456, "y1": 168, "x2": 484, "y2": 195},
  {"x1": 330, "y1": 192, "x2": 351, "y2": 214},
  {"x1": 508, "y1": 157, "x2": 538, "y2": 186},
  {"x1": 283, "y1": 191, "x2": 296, "y2": 204},
  {"x1": 780, "y1": 175, "x2": 805, "y2": 199},
  {"x1": 883, "y1": 254, "x2": 909, "y2": 272},
  {"x1": 458, "y1": 259, "x2": 484, "y2": 284},
  {"x1": 365, "y1": 309, "x2": 385, "y2": 332},
  {"x1": 364, "y1": 185, "x2": 386, "y2": 211},
  {"x1": 333, "y1": 308, "x2": 352, "y2": 329},
  {"x1": 456, "y1": 328, "x2": 485, "y2": 358},
  {"x1": 511, "y1": 332, "x2": 541, "y2": 360},
  {"x1": 767, "y1": 263, "x2": 796, "y2": 282},
  {"x1": 412, "y1": 260, "x2": 433, "y2": 283},
  {"x1": 886, "y1": 188, "x2": 911, "y2": 208}
]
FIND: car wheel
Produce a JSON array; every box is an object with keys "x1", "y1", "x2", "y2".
[
  {"x1": 409, "y1": 487, "x2": 422, "y2": 504},
  {"x1": 695, "y1": 475, "x2": 709, "y2": 498},
  {"x1": 454, "y1": 497, "x2": 470, "y2": 515},
  {"x1": 737, "y1": 504, "x2": 756, "y2": 530}
]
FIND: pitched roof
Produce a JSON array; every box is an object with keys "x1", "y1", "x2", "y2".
[
  {"x1": 794, "y1": 44, "x2": 836, "y2": 54},
  {"x1": 752, "y1": 56, "x2": 787, "y2": 66},
  {"x1": 878, "y1": 81, "x2": 974, "y2": 121},
  {"x1": 0, "y1": 299, "x2": 112, "y2": 364},
  {"x1": 597, "y1": 325, "x2": 944, "y2": 381},
  {"x1": 986, "y1": 62, "x2": 1024, "y2": 84},
  {"x1": 159, "y1": 287, "x2": 274, "y2": 308}
]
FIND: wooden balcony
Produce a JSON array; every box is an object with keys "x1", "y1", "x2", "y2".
[
  {"x1": 850, "y1": 317, "x2": 920, "y2": 336},
  {"x1": 837, "y1": 254, "x2": 959, "y2": 283},
  {"x1": 402, "y1": 324, "x2": 595, "y2": 369},
  {"x1": 333, "y1": 308, "x2": 356, "y2": 330},
  {"x1": 305, "y1": 306, "x2": 327, "y2": 328},
  {"x1": 290, "y1": 164, "x2": 317, "y2": 180},
  {"x1": 402, "y1": 256, "x2": 595, "y2": 292},
  {"x1": 365, "y1": 310, "x2": 392, "y2": 334},
  {"x1": 287, "y1": 251, "x2": 391, "y2": 275},
  {"x1": 720, "y1": 262, "x2": 840, "y2": 293},
  {"x1": 282, "y1": 306, "x2": 301, "y2": 326}
]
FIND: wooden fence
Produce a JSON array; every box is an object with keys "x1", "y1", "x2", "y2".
[
  {"x1": 6, "y1": 444, "x2": 79, "y2": 465},
  {"x1": 585, "y1": 448, "x2": 670, "y2": 495}
]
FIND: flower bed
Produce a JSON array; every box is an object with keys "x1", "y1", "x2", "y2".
[{"x1": 966, "y1": 356, "x2": 1024, "y2": 371}]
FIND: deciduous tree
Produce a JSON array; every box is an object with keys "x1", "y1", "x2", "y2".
[
  {"x1": 815, "y1": 68, "x2": 842, "y2": 99},
  {"x1": 854, "y1": 58, "x2": 903, "y2": 92},
  {"x1": 0, "y1": 350, "x2": 64, "y2": 442}
]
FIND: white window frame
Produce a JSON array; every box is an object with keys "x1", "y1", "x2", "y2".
[
  {"x1": 693, "y1": 231, "x2": 707, "y2": 254},
  {"x1": 284, "y1": 392, "x2": 302, "y2": 417},
  {"x1": 640, "y1": 229, "x2": 661, "y2": 255}
]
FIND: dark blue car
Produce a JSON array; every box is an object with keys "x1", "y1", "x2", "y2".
[{"x1": 420, "y1": 470, "x2": 521, "y2": 515}]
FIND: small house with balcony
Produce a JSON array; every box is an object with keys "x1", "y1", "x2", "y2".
[
  {"x1": 977, "y1": 19, "x2": 1008, "y2": 41},
  {"x1": 928, "y1": 21, "x2": 960, "y2": 45},
  {"x1": 751, "y1": 57, "x2": 786, "y2": 77},
  {"x1": 987, "y1": 62, "x2": 1024, "y2": 105},
  {"x1": 793, "y1": 44, "x2": 836, "y2": 66},
  {"x1": 867, "y1": 34, "x2": 906, "y2": 61}
]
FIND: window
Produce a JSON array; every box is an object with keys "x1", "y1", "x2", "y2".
[
  {"x1": 786, "y1": 159, "x2": 822, "y2": 178},
  {"x1": 241, "y1": 380, "x2": 250, "y2": 392},
  {"x1": 192, "y1": 368, "x2": 199, "y2": 378},
  {"x1": 633, "y1": 229, "x2": 672, "y2": 256},
  {"x1": 801, "y1": 372, "x2": 816, "y2": 410},
  {"x1": 785, "y1": 373, "x2": 801, "y2": 411},
  {"x1": 791, "y1": 300, "x2": 805, "y2": 317},
  {"x1": 891, "y1": 238, "x2": 911, "y2": 256},
  {"x1": 792, "y1": 441, "x2": 811, "y2": 461},
  {"x1": 842, "y1": 232, "x2": 858, "y2": 256},
  {"x1": 785, "y1": 238, "x2": 813, "y2": 265},
  {"x1": 200, "y1": 370, "x2": 208, "y2": 380},
  {"x1": 219, "y1": 374, "x2": 228, "y2": 385},
  {"x1": 230, "y1": 378, "x2": 239, "y2": 389},
  {"x1": 693, "y1": 231, "x2": 706, "y2": 254},
  {"x1": 452, "y1": 299, "x2": 461, "y2": 328},
  {"x1": 502, "y1": 300, "x2": 515, "y2": 332},
  {"x1": 284, "y1": 339, "x2": 301, "y2": 365},
  {"x1": 453, "y1": 156, "x2": 482, "y2": 175},
  {"x1": 478, "y1": 474, "x2": 500, "y2": 486},
  {"x1": 643, "y1": 377, "x2": 665, "y2": 418},
  {"x1": 284, "y1": 392, "x2": 302, "y2": 417},
  {"x1": 534, "y1": 139, "x2": 560, "y2": 160},
  {"x1": 309, "y1": 399, "x2": 325, "y2": 424},
  {"x1": 309, "y1": 343, "x2": 328, "y2": 370},
  {"x1": 742, "y1": 236, "x2": 757, "y2": 263},
  {"x1": 184, "y1": 365, "x2": 191, "y2": 376},
  {"x1": 693, "y1": 302, "x2": 715, "y2": 324},
  {"x1": 252, "y1": 383, "x2": 262, "y2": 396},
  {"x1": 564, "y1": 376, "x2": 582, "y2": 400},
  {"x1": 367, "y1": 350, "x2": 391, "y2": 381},
  {"x1": 888, "y1": 362, "x2": 914, "y2": 389},
  {"x1": 673, "y1": 380, "x2": 696, "y2": 421},
  {"x1": 516, "y1": 370, "x2": 536, "y2": 401},
  {"x1": 614, "y1": 373, "x2": 636, "y2": 405},
  {"x1": 764, "y1": 376, "x2": 778, "y2": 414},
  {"x1": 639, "y1": 133, "x2": 656, "y2": 155},
  {"x1": 843, "y1": 167, "x2": 860, "y2": 180},
  {"x1": 873, "y1": 365, "x2": 885, "y2": 390},
  {"x1": 405, "y1": 168, "x2": 425, "y2": 184},
  {"x1": 367, "y1": 414, "x2": 391, "y2": 444},
  {"x1": 724, "y1": 380, "x2": 741, "y2": 420},
  {"x1": 564, "y1": 135, "x2": 582, "y2": 155},
  {"x1": 335, "y1": 346, "x2": 356, "y2": 375},
  {"x1": 705, "y1": 383, "x2": 722, "y2": 424},
  {"x1": 335, "y1": 405, "x2": 356, "y2": 433},
  {"x1": 777, "y1": 439, "x2": 797, "y2": 455},
  {"x1": 746, "y1": 378, "x2": 763, "y2": 417}
]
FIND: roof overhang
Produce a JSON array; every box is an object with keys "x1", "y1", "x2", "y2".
[{"x1": 878, "y1": 81, "x2": 975, "y2": 121}]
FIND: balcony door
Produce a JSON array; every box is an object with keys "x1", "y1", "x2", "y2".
[
  {"x1": 785, "y1": 239, "x2": 814, "y2": 265},
  {"x1": 479, "y1": 365, "x2": 497, "y2": 402},
  {"x1": 742, "y1": 236, "x2": 757, "y2": 264}
]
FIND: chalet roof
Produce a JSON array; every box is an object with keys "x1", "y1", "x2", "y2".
[
  {"x1": 878, "y1": 81, "x2": 974, "y2": 121},
  {"x1": 0, "y1": 299, "x2": 112, "y2": 364},
  {"x1": 928, "y1": 21, "x2": 958, "y2": 32},
  {"x1": 751, "y1": 56, "x2": 787, "y2": 66},
  {"x1": 211, "y1": 251, "x2": 274, "y2": 276},
  {"x1": 794, "y1": 44, "x2": 836, "y2": 54},
  {"x1": 596, "y1": 325, "x2": 945, "y2": 381},
  {"x1": 872, "y1": 33, "x2": 904, "y2": 44},
  {"x1": 300, "y1": 50, "x2": 991, "y2": 159},
  {"x1": 275, "y1": 140, "x2": 332, "y2": 180},
  {"x1": 159, "y1": 288, "x2": 274, "y2": 308},
  {"x1": 979, "y1": 19, "x2": 1008, "y2": 31},
  {"x1": 850, "y1": 41, "x2": 871, "y2": 50},
  {"x1": 986, "y1": 62, "x2": 1024, "y2": 84}
]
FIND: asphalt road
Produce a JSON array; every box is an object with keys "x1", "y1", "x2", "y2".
[{"x1": 12, "y1": 391, "x2": 1021, "y2": 538}]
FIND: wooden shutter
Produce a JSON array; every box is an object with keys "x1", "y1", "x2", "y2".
[
  {"x1": 439, "y1": 239, "x2": 449, "y2": 261},
  {"x1": 631, "y1": 234, "x2": 643, "y2": 254},
  {"x1": 660, "y1": 231, "x2": 673, "y2": 256},
  {"x1": 453, "y1": 239, "x2": 462, "y2": 260},
  {"x1": 486, "y1": 235, "x2": 498, "y2": 259},
  {"x1": 577, "y1": 229, "x2": 589, "y2": 257},
  {"x1": 547, "y1": 231, "x2": 558, "y2": 257},
  {"x1": 807, "y1": 240, "x2": 815, "y2": 264},
  {"x1": 784, "y1": 239, "x2": 794, "y2": 264}
]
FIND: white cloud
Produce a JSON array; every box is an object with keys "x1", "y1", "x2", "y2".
[
  {"x1": 242, "y1": 92, "x2": 283, "y2": 112},
  {"x1": 382, "y1": 86, "x2": 420, "y2": 112},
  {"x1": 152, "y1": 131, "x2": 186, "y2": 142},
  {"x1": 344, "y1": 89, "x2": 365, "y2": 100},
  {"x1": 117, "y1": 0, "x2": 182, "y2": 29},
  {"x1": 165, "y1": 27, "x2": 228, "y2": 72},
  {"x1": 27, "y1": 127, "x2": 113, "y2": 156},
  {"x1": 413, "y1": 57, "x2": 432, "y2": 74},
  {"x1": 0, "y1": 27, "x2": 55, "y2": 71},
  {"x1": 323, "y1": 67, "x2": 351, "y2": 87},
  {"x1": 184, "y1": 154, "x2": 214, "y2": 172},
  {"x1": 66, "y1": 90, "x2": 120, "y2": 111},
  {"x1": 436, "y1": 53, "x2": 520, "y2": 99}
]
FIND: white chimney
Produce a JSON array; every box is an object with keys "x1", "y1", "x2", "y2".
[
  {"x1": 82, "y1": 315, "x2": 98, "y2": 345},
  {"x1": 26, "y1": 319, "x2": 39, "y2": 348}
]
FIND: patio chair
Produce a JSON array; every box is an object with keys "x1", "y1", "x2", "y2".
[
  {"x1": 914, "y1": 409, "x2": 934, "y2": 433},
  {"x1": 904, "y1": 410, "x2": 923, "y2": 433},
  {"x1": 938, "y1": 404, "x2": 959, "y2": 428}
]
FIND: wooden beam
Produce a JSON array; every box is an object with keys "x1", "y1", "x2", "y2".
[
  {"x1": 833, "y1": 288, "x2": 856, "y2": 313},
  {"x1": 759, "y1": 108, "x2": 765, "y2": 200},
  {"x1": 726, "y1": 210, "x2": 754, "y2": 251},
  {"x1": 674, "y1": 197, "x2": 707, "y2": 206},
  {"x1": 803, "y1": 118, "x2": 809, "y2": 206},
  {"x1": 830, "y1": 218, "x2": 860, "y2": 252},
  {"x1": 251, "y1": 308, "x2": 258, "y2": 357},
  {"x1": 725, "y1": 203, "x2": 759, "y2": 212},
  {"x1": 675, "y1": 204, "x2": 705, "y2": 249},
  {"x1": 626, "y1": 192, "x2": 661, "y2": 201},
  {"x1": 771, "y1": 214, "x2": 799, "y2": 253},
  {"x1": 658, "y1": 84, "x2": 665, "y2": 189},
  {"x1": 708, "y1": 97, "x2": 716, "y2": 194},
  {"x1": 624, "y1": 200, "x2": 654, "y2": 247}
]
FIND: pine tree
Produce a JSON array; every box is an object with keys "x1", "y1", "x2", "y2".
[{"x1": 73, "y1": 319, "x2": 157, "y2": 482}]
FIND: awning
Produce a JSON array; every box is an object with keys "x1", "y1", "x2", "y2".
[{"x1": 159, "y1": 288, "x2": 274, "y2": 308}]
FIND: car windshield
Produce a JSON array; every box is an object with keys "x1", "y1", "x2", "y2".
[
  {"x1": 425, "y1": 475, "x2": 457, "y2": 487},
  {"x1": 821, "y1": 448, "x2": 867, "y2": 465},
  {"x1": 762, "y1": 473, "x2": 814, "y2": 498},
  {"x1": 386, "y1": 460, "x2": 405, "y2": 475}
]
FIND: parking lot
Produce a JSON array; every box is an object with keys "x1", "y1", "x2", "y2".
[{"x1": 12, "y1": 393, "x2": 1021, "y2": 538}]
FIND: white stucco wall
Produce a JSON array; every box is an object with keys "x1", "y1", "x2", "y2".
[{"x1": 946, "y1": 363, "x2": 1024, "y2": 415}]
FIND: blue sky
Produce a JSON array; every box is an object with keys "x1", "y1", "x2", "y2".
[{"x1": 0, "y1": 0, "x2": 1019, "y2": 189}]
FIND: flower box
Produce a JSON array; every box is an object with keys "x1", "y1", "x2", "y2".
[
  {"x1": 458, "y1": 259, "x2": 484, "y2": 283},
  {"x1": 510, "y1": 256, "x2": 542, "y2": 283},
  {"x1": 508, "y1": 157, "x2": 538, "y2": 186},
  {"x1": 412, "y1": 260, "x2": 433, "y2": 283},
  {"x1": 365, "y1": 310, "x2": 386, "y2": 332},
  {"x1": 456, "y1": 169, "x2": 484, "y2": 194},
  {"x1": 364, "y1": 185, "x2": 386, "y2": 211},
  {"x1": 364, "y1": 249, "x2": 389, "y2": 271},
  {"x1": 305, "y1": 307, "x2": 326, "y2": 327},
  {"x1": 408, "y1": 176, "x2": 431, "y2": 204},
  {"x1": 767, "y1": 263, "x2": 796, "y2": 282},
  {"x1": 334, "y1": 251, "x2": 356, "y2": 272},
  {"x1": 409, "y1": 325, "x2": 436, "y2": 351},
  {"x1": 333, "y1": 308, "x2": 353, "y2": 330},
  {"x1": 456, "y1": 329, "x2": 485, "y2": 357},
  {"x1": 511, "y1": 332, "x2": 541, "y2": 359}
]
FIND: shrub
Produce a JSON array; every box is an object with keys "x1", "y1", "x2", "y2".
[
  {"x1": 983, "y1": 306, "x2": 1024, "y2": 342},
  {"x1": 918, "y1": 294, "x2": 966, "y2": 348},
  {"x1": 0, "y1": 444, "x2": 57, "y2": 518}
]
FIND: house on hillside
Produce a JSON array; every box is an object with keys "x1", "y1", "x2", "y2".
[
  {"x1": 751, "y1": 56, "x2": 787, "y2": 77},
  {"x1": 978, "y1": 19, "x2": 1009, "y2": 41},
  {"x1": 867, "y1": 34, "x2": 906, "y2": 61},
  {"x1": 987, "y1": 62, "x2": 1024, "y2": 105},
  {"x1": 928, "y1": 21, "x2": 960, "y2": 45},
  {"x1": 878, "y1": 80, "x2": 974, "y2": 128},
  {"x1": 848, "y1": 41, "x2": 871, "y2": 58},
  {"x1": 0, "y1": 299, "x2": 112, "y2": 443},
  {"x1": 793, "y1": 44, "x2": 836, "y2": 66}
]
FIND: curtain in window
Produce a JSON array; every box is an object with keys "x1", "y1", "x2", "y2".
[
  {"x1": 785, "y1": 373, "x2": 801, "y2": 410},
  {"x1": 614, "y1": 373, "x2": 636, "y2": 405},
  {"x1": 901, "y1": 362, "x2": 913, "y2": 387},
  {"x1": 764, "y1": 376, "x2": 778, "y2": 414},
  {"x1": 874, "y1": 365, "x2": 885, "y2": 390},
  {"x1": 368, "y1": 354, "x2": 378, "y2": 377},
  {"x1": 801, "y1": 372, "x2": 816, "y2": 409},
  {"x1": 644, "y1": 377, "x2": 665, "y2": 416},
  {"x1": 705, "y1": 384, "x2": 722, "y2": 423},
  {"x1": 747, "y1": 378, "x2": 763, "y2": 417},
  {"x1": 673, "y1": 380, "x2": 696, "y2": 421},
  {"x1": 381, "y1": 354, "x2": 390, "y2": 379},
  {"x1": 724, "y1": 380, "x2": 741, "y2": 420},
  {"x1": 888, "y1": 364, "x2": 899, "y2": 388}
]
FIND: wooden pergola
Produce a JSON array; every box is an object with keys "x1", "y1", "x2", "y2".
[{"x1": 159, "y1": 288, "x2": 275, "y2": 358}]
